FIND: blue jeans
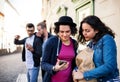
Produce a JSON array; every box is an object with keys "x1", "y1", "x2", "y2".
[{"x1": 27, "y1": 66, "x2": 40, "y2": 82}]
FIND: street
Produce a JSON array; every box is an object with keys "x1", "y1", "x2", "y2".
[{"x1": 0, "y1": 52, "x2": 42, "y2": 82}]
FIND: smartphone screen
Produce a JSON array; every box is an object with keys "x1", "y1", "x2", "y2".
[{"x1": 59, "y1": 60, "x2": 67, "y2": 65}]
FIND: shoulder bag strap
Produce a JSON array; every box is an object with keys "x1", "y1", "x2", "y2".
[{"x1": 56, "y1": 38, "x2": 60, "y2": 56}]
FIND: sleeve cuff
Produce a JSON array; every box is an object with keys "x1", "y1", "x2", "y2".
[{"x1": 83, "y1": 72, "x2": 92, "y2": 81}]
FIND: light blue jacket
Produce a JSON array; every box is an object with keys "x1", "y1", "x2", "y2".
[{"x1": 84, "y1": 34, "x2": 119, "y2": 82}]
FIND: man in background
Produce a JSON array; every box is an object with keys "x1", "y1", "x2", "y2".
[
  {"x1": 14, "y1": 23, "x2": 43, "y2": 82},
  {"x1": 36, "y1": 20, "x2": 53, "y2": 80}
]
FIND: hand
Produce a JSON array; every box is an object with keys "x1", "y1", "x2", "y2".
[
  {"x1": 26, "y1": 43, "x2": 34, "y2": 52},
  {"x1": 73, "y1": 79, "x2": 78, "y2": 82},
  {"x1": 15, "y1": 35, "x2": 20, "y2": 39},
  {"x1": 72, "y1": 69, "x2": 84, "y2": 80},
  {"x1": 54, "y1": 59, "x2": 69, "y2": 71}
]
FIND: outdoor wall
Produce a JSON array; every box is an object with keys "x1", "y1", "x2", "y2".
[
  {"x1": 41, "y1": 0, "x2": 94, "y2": 34},
  {"x1": 41, "y1": 0, "x2": 78, "y2": 33},
  {"x1": 95, "y1": 0, "x2": 120, "y2": 70},
  {"x1": 0, "y1": 0, "x2": 4, "y2": 12},
  {"x1": 0, "y1": 0, "x2": 5, "y2": 49}
]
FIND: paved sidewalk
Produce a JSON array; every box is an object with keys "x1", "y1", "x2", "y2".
[
  {"x1": 16, "y1": 73, "x2": 42, "y2": 82},
  {"x1": 16, "y1": 74, "x2": 27, "y2": 82},
  {"x1": 16, "y1": 67, "x2": 42, "y2": 82}
]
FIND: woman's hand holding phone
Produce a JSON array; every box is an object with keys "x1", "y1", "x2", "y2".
[
  {"x1": 54, "y1": 59, "x2": 69, "y2": 71},
  {"x1": 59, "y1": 60, "x2": 67, "y2": 65}
]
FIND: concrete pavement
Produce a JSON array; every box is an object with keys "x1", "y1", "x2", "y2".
[
  {"x1": 16, "y1": 73, "x2": 42, "y2": 82},
  {"x1": 16, "y1": 74, "x2": 27, "y2": 82},
  {"x1": 16, "y1": 69, "x2": 42, "y2": 82}
]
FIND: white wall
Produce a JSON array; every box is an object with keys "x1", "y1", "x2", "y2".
[
  {"x1": 95, "y1": 0, "x2": 120, "y2": 70},
  {"x1": 0, "y1": 0, "x2": 4, "y2": 12}
]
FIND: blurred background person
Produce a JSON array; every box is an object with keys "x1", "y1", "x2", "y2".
[
  {"x1": 36, "y1": 20, "x2": 53, "y2": 79},
  {"x1": 14, "y1": 23, "x2": 43, "y2": 82}
]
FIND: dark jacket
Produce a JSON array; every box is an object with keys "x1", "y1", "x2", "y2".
[
  {"x1": 48, "y1": 33, "x2": 52, "y2": 38},
  {"x1": 14, "y1": 35, "x2": 43, "y2": 67},
  {"x1": 41, "y1": 36, "x2": 78, "y2": 82}
]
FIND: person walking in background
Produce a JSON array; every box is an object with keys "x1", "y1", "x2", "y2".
[
  {"x1": 36, "y1": 20, "x2": 53, "y2": 80},
  {"x1": 37, "y1": 20, "x2": 53, "y2": 47},
  {"x1": 14, "y1": 23, "x2": 43, "y2": 82},
  {"x1": 41, "y1": 16, "x2": 78, "y2": 82},
  {"x1": 73, "y1": 15, "x2": 119, "y2": 82}
]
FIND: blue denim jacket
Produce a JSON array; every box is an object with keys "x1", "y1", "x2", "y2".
[{"x1": 84, "y1": 34, "x2": 119, "y2": 82}]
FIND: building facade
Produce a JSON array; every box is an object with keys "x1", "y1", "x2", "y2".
[
  {"x1": 0, "y1": 0, "x2": 5, "y2": 50},
  {"x1": 0, "y1": 0, "x2": 21, "y2": 54}
]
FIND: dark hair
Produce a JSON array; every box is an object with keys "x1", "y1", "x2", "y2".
[
  {"x1": 54, "y1": 16, "x2": 77, "y2": 36},
  {"x1": 78, "y1": 15, "x2": 115, "y2": 44},
  {"x1": 26, "y1": 23, "x2": 35, "y2": 28},
  {"x1": 54, "y1": 24, "x2": 77, "y2": 36},
  {"x1": 37, "y1": 20, "x2": 46, "y2": 29}
]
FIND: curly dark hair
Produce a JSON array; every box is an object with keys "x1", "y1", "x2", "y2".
[
  {"x1": 78, "y1": 15, "x2": 115, "y2": 44},
  {"x1": 54, "y1": 24, "x2": 77, "y2": 36}
]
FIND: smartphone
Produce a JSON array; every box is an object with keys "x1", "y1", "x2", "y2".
[{"x1": 59, "y1": 60, "x2": 67, "y2": 65}]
